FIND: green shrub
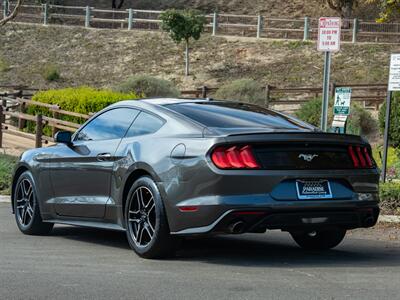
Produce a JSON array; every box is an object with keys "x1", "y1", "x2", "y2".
[
  {"x1": 379, "y1": 91, "x2": 400, "y2": 147},
  {"x1": 28, "y1": 87, "x2": 140, "y2": 136},
  {"x1": 114, "y1": 75, "x2": 180, "y2": 98},
  {"x1": 0, "y1": 58, "x2": 10, "y2": 72},
  {"x1": 42, "y1": 65, "x2": 60, "y2": 81},
  {"x1": 0, "y1": 154, "x2": 18, "y2": 195},
  {"x1": 372, "y1": 146, "x2": 399, "y2": 169},
  {"x1": 295, "y1": 98, "x2": 377, "y2": 135},
  {"x1": 380, "y1": 182, "x2": 400, "y2": 214},
  {"x1": 215, "y1": 79, "x2": 265, "y2": 105},
  {"x1": 294, "y1": 98, "x2": 323, "y2": 127}
]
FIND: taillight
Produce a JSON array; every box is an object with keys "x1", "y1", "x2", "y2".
[
  {"x1": 211, "y1": 145, "x2": 260, "y2": 169},
  {"x1": 363, "y1": 147, "x2": 373, "y2": 168},
  {"x1": 348, "y1": 145, "x2": 374, "y2": 169}
]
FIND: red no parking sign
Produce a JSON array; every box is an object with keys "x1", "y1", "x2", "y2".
[{"x1": 317, "y1": 17, "x2": 341, "y2": 52}]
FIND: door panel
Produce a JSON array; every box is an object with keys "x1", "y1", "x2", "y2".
[
  {"x1": 50, "y1": 140, "x2": 119, "y2": 218},
  {"x1": 49, "y1": 107, "x2": 140, "y2": 218}
]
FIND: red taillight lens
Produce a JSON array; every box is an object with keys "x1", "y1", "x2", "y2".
[
  {"x1": 239, "y1": 145, "x2": 260, "y2": 168},
  {"x1": 211, "y1": 145, "x2": 260, "y2": 169},
  {"x1": 211, "y1": 147, "x2": 231, "y2": 169},
  {"x1": 348, "y1": 146, "x2": 359, "y2": 168},
  {"x1": 355, "y1": 146, "x2": 367, "y2": 168},
  {"x1": 226, "y1": 146, "x2": 246, "y2": 168},
  {"x1": 363, "y1": 147, "x2": 373, "y2": 168},
  {"x1": 348, "y1": 145, "x2": 374, "y2": 169}
]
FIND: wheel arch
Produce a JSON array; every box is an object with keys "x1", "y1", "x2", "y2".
[
  {"x1": 121, "y1": 168, "x2": 153, "y2": 218},
  {"x1": 11, "y1": 165, "x2": 30, "y2": 214}
]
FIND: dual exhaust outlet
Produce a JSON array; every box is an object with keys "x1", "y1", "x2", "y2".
[{"x1": 228, "y1": 220, "x2": 246, "y2": 234}]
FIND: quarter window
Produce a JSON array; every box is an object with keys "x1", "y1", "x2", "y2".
[
  {"x1": 75, "y1": 108, "x2": 140, "y2": 141},
  {"x1": 125, "y1": 112, "x2": 164, "y2": 138}
]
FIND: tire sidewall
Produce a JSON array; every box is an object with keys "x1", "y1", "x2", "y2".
[
  {"x1": 14, "y1": 171, "x2": 41, "y2": 233},
  {"x1": 124, "y1": 176, "x2": 170, "y2": 257}
]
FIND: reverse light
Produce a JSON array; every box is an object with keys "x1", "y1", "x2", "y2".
[{"x1": 211, "y1": 145, "x2": 260, "y2": 169}]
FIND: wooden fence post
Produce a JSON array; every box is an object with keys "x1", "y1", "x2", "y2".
[
  {"x1": 257, "y1": 14, "x2": 263, "y2": 39},
  {"x1": 85, "y1": 6, "x2": 91, "y2": 28},
  {"x1": 265, "y1": 84, "x2": 271, "y2": 108},
  {"x1": 212, "y1": 12, "x2": 218, "y2": 36},
  {"x1": 202, "y1": 86, "x2": 208, "y2": 98},
  {"x1": 303, "y1": 17, "x2": 309, "y2": 41},
  {"x1": 330, "y1": 82, "x2": 336, "y2": 99},
  {"x1": 52, "y1": 109, "x2": 59, "y2": 137},
  {"x1": 0, "y1": 106, "x2": 3, "y2": 149},
  {"x1": 43, "y1": 3, "x2": 49, "y2": 25},
  {"x1": 128, "y1": 8, "x2": 133, "y2": 30},
  {"x1": 3, "y1": 0, "x2": 8, "y2": 18},
  {"x1": 18, "y1": 102, "x2": 26, "y2": 130},
  {"x1": 352, "y1": 18, "x2": 359, "y2": 43},
  {"x1": 35, "y1": 114, "x2": 43, "y2": 148}
]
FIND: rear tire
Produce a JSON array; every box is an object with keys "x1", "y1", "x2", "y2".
[
  {"x1": 290, "y1": 228, "x2": 346, "y2": 250},
  {"x1": 125, "y1": 176, "x2": 176, "y2": 259},
  {"x1": 14, "y1": 171, "x2": 53, "y2": 235}
]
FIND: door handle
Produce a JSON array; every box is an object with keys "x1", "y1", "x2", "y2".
[{"x1": 97, "y1": 153, "x2": 112, "y2": 161}]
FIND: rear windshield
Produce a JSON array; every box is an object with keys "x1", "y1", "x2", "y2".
[{"x1": 164, "y1": 102, "x2": 312, "y2": 129}]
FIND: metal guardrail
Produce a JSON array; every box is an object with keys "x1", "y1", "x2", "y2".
[{"x1": 2, "y1": 1, "x2": 400, "y2": 43}]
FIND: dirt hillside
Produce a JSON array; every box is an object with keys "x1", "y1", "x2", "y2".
[{"x1": 0, "y1": 23, "x2": 394, "y2": 91}]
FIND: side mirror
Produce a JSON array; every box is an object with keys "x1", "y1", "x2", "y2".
[{"x1": 54, "y1": 131, "x2": 72, "y2": 145}]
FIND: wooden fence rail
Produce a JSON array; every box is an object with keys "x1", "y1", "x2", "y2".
[
  {"x1": 0, "y1": 82, "x2": 389, "y2": 149},
  {"x1": 0, "y1": 93, "x2": 90, "y2": 149},
  {"x1": 2, "y1": 1, "x2": 400, "y2": 43}
]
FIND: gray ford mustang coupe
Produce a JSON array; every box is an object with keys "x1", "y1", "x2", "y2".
[{"x1": 11, "y1": 99, "x2": 380, "y2": 258}]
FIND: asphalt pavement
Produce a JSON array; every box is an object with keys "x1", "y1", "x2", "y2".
[{"x1": 0, "y1": 203, "x2": 399, "y2": 300}]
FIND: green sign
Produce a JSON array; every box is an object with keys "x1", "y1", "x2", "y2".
[{"x1": 333, "y1": 87, "x2": 352, "y2": 115}]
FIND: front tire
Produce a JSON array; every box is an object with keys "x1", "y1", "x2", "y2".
[
  {"x1": 290, "y1": 228, "x2": 346, "y2": 250},
  {"x1": 125, "y1": 176, "x2": 176, "y2": 259},
  {"x1": 14, "y1": 171, "x2": 53, "y2": 235}
]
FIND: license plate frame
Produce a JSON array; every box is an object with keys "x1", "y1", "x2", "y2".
[{"x1": 295, "y1": 179, "x2": 333, "y2": 200}]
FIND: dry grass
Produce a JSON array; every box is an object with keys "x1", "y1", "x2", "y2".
[{"x1": 0, "y1": 23, "x2": 396, "y2": 91}]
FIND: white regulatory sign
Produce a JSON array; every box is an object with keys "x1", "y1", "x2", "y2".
[
  {"x1": 317, "y1": 17, "x2": 341, "y2": 52},
  {"x1": 389, "y1": 53, "x2": 400, "y2": 91}
]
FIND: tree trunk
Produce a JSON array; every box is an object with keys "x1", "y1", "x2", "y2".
[
  {"x1": 342, "y1": 0, "x2": 353, "y2": 29},
  {"x1": 342, "y1": 0, "x2": 353, "y2": 19},
  {"x1": 185, "y1": 40, "x2": 189, "y2": 76}
]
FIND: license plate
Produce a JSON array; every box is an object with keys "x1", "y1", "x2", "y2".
[{"x1": 295, "y1": 179, "x2": 332, "y2": 200}]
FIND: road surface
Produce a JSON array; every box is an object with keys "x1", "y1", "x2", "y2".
[{"x1": 0, "y1": 203, "x2": 399, "y2": 300}]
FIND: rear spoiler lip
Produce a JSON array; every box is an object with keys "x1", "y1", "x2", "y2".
[{"x1": 222, "y1": 132, "x2": 369, "y2": 146}]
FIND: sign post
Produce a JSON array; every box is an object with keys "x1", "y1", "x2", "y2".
[
  {"x1": 382, "y1": 53, "x2": 400, "y2": 182},
  {"x1": 317, "y1": 17, "x2": 341, "y2": 132}
]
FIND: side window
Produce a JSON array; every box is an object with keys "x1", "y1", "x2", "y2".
[
  {"x1": 75, "y1": 108, "x2": 139, "y2": 141},
  {"x1": 125, "y1": 111, "x2": 165, "y2": 138}
]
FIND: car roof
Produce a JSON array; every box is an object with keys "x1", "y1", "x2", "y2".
[{"x1": 114, "y1": 98, "x2": 213, "y2": 108}]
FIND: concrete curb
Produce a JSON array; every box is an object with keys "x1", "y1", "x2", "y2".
[
  {"x1": 379, "y1": 215, "x2": 400, "y2": 223},
  {"x1": 0, "y1": 195, "x2": 399, "y2": 223},
  {"x1": 0, "y1": 195, "x2": 10, "y2": 203}
]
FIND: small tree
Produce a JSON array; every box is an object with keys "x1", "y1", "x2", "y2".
[
  {"x1": 365, "y1": 0, "x2": 400, "y2": 22},
  {"x1": 160, "y1": 9, "x2": 205, "y2": 76},
  {"x1": 324, "y1": 0, "x2": 358, "y2": 18},
  {"x1": 1, "y1": 0, "x2": 23, "y2": 27}
]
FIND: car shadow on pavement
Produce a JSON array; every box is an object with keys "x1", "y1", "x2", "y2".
[
  {"x1": 176, "y1": 234, "x2": 400, "y2": 268},
  {"x1": 51, "y1": 226, "x2": 400, "y2": 268},
  {"x1": 51, "y1": 225, "x2": 131, "y2": 250}
]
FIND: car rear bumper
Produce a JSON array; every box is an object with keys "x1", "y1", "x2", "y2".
[{"x1": 170, "y1": 195, "x2": 380, "y2": 235}]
